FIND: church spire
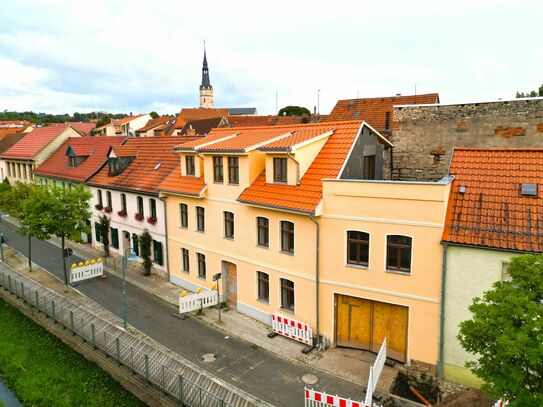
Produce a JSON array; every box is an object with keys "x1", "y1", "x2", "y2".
[{"x1": 199, "y1": 41, "x2": 213, "y2": 108}]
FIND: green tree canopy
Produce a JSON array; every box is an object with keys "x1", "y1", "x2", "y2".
[
  {"x1": 277, "y1": 105, "x2": 311, "y2": 116},
  {"x1": 95, "y1": 114, "x2": 111, "y2": 128},
  {"x1": 458, "y1": 254, "x2": 543, "y2": 406},
  {"x1": 516, "y1": 83, "x2": 543, "y2": 98},
  {"x1": 149, "y1": 111, "x2": 159, "y2": 119},
  {"x1": 139, "y1": 229, "x2": 152, "y2": 276}
]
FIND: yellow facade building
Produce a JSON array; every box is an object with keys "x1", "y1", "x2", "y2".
[{"x1": 159, "y1": 120, "x2": 452, "y2": 368}]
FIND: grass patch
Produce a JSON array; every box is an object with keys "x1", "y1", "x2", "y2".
[{"x1": 0, "y1": 298, "x2": 142, "y2": 406}]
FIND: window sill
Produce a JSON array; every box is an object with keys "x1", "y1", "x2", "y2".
[
  {"x1": 280, "y1": 307, "x2": 295, "y2": 314},
  {"x1": 280, "y1": 250, "x2": 294, "y2": 256},
  {"x1": 197, "y1": 275, "x2": 206, "y2": 281},
  {"x1": 346, "y1": 263, "x2": 369, "y2": 270},
  {"x1": 256, "y1": 244, "x2": 269, "y2": 250},
  {"x1": 385, "y1": 269, "x2": 411, "y2": 276},
  {"x1": 228, "y1": 182, "x2": 239, "y2": 186},
  {"x1": 179, "y1": 226, "x2": 188, "y2": 230},
  {"x1": 195, "y1": 230, "x2": 205, "y2": 234},
  {"x1": 223, "y1": 236, "x2": 234, "y2": 241},
  {"x1": 213, "y1": 181, "x2": 224, "y2": 184},
  {"x1": 182, "y1": 269, "x2": 189, "y2": 274},
  {"x1": 257, "y1": 298, "x2": 269, "y2": 305}
]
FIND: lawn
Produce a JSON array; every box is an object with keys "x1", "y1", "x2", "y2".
[{"x1": 0, "y1": 298, "x2": 142, "y2": 406}]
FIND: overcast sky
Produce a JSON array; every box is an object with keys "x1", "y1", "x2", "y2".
[{"x1": 0, "y1": 0, "x2": 542, "y2": 116}]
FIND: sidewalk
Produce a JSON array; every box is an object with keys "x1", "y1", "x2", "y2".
[{"x1": 59, "y1": 235, "x2": 400, "y2": 392}]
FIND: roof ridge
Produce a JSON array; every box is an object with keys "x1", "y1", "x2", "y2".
[
  {"x1": 454, "y1": 147, "x2": 543, "y2": 152},
  {"x1": 219, "y1": 120, "x2": 362, "y2": 132}
]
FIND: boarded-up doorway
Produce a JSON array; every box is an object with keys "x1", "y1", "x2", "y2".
[
  {"x1": 335, "y1": 294, "x2": 408, "y2": 362},
  {"x1": 222, "y1": 261, "x2": 237, "y2": 306}
]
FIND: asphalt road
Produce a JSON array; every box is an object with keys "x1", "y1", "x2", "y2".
[{"x1": 0, "y1": 219, "x2": 365, "y2": 406}]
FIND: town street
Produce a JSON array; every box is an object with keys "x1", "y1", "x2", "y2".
[{"x1": 0, "y1": 220, "x2": 365, "y2": 407}]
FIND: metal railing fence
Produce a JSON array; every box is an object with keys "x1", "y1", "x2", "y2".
[{"x1": 0, "y1": 269, "x2": 240, "y2": 407}]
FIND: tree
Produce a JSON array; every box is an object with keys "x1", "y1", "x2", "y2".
[
  {"x1": 97, "y1": 214, "x2": 110, "y2": 257},
  {"x1": 149, "y1": 111, "x2": 159, "y2": 119},
  {"x1": 458, "y1": 254, "x2": 543, "y2": 406},
  {"x1": 95, "y1": 114, "x2": 111, "y2": 128},
  {"x1": 139, "y1": 229, "x2": 152, "y2": 276},
  {"x1": 516, "y1": 84, "x2": 543, "y2": 98},
  {"x1": 45, "y1": 185, "x2": 92, "y2": 284},
  {"x1": 277, "y1": 105, "x2": 311, "y2": 116}
]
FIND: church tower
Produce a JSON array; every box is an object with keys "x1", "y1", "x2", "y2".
[{"x1": 199, "y1": 43, "x2": 213, "y2": 109}]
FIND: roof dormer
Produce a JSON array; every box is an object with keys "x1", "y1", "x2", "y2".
[
  {"x1": 108, "y1": 146, "x2": 137, "y2": 176},
  {"x1": 65, "y1": 144, "x2": 89, "y2": 167}
]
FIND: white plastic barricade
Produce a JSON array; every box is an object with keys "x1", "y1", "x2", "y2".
[
  {"x1": 179, "y1": 289, "x2": 218, "y2": 314},
  {"x1": 271, "y1": 313, "x2": 313, "y2": 345},
  {"x1": 364, "y1": 338, "x2": 387, "y2": 406},
  {"x1": 70, "y1": 259, "x2": 104, "y2": 283},
  {"x1": 304, "y1": 388, "x2": 381, "y2": 407}
]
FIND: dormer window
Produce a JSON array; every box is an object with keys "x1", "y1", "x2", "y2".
[
  {"x1": 186, "y1": 155, "x2": 195, "y2": 176},
  {"x1": 66, "y1": 145, "x2": 86, "y2": 167},
  {"x1": 274, "y1": 158, "x2": 287, "y2": 183}
]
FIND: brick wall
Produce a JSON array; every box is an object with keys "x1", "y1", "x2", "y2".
[{"x1": 384, "y1": 98, "x2": 543, "y2": 181}]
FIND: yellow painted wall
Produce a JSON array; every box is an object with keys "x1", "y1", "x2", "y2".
[
  {"x1": 319, "y1": 179, "x2": 451, "y2": 365},
  {"x1": 165, "y1": 193, "x2": 318, "y2": 325},
  {"x1": 443, "y1": 245, "x2": 513, "y2": 385}
]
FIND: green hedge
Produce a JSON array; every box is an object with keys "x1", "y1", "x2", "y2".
[{"x1": 0, "y1": 298, "x2": 141, "y2": 406}]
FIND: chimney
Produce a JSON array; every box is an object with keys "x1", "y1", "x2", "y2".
[
  {"x1": 187, "y1": 125, "x2": 196, "y2": 136},
  {"x1": 313, "y1": 106, "x2": 316, "y2": 115},
  {"x1": 130, "y1": 112, "x2": 133, "y2": 116}
]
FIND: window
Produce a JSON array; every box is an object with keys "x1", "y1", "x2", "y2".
[
  {"x1": 153, "y1": 240, "x2": 163, "y2": 265},
  {"x1": 280, "y1": 221, "x2": 294, "y2": 253},
  {"x1": 186, "y1": 155, "x2": 195, "y2": 176},
  {"x1": 347, "y1": 231, "x2": 369, "y2": 267},
  {"x1": 137, "y1": 196, "x2": 144, "y2": 215},
  {"x1": 182, "y1": 248, "x2": 190, "y2": 273},
  {"x1": 257, "y1": 217, "x2": 269, "y2": 247},
  {"x1": 196, "y1": 206, "x2": 205, "y2": 232},
  {"x1": 197, "y1": 253, "x2": 206, "y2": 279},
  {"x1": 385, "y1": 111, "x2": 391, "y2": 129},
  {"x1": 69, "y1": 156, "x2": 76, "y2": 167},
  {"x1": 111, "y1": 228, "x2": 119, "y2": 249},
  {"x1": 274, "y1": 158, "x2": 287, "y2": 183},
  {"x1": 150, "y1": 198, "x2": 157, "y2": 218},
  {"x1": 228, "y1": 157, "x2": 239, "y2": 184},
  {"x1": 213, "y1": 156, "x2": 224, "y2": 182},
  {"x1": 386, "y1": 235, "x2": 412, "y2": 273},
  {"x1": 106, "y1": 191, "x2": 112, "y2": 209},
  {"x1": 98, "y1": 189, "x2": 103, "y2": 206},
  {"x1": 95, "y1": 223, "x2": 101, "y2": 243},
  {"x1": 179, "y1": 204, "x2": 188, "y2": 228},
  {"x1": 257, "y1": 272, "x2": 269, "y2": 302},
  {"x1": 224, "y1": 211, "x2": 234, "y2": 239},
  {"x1": 121, "y1": 193, "x2": 127, "y2": 211},
  {"x1": 280, "y1": 278, "x2": 295, "y2": 311},
  {"x1": 363, "y1": 155, "x2": 375, "y2": 180}
]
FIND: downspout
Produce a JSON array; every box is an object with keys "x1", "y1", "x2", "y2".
[
  {"x1": 159, "y1": 196, "x2": 170, "y2": 283},
  {"x1": 286, "y1": 150, "x2": 301, "y2": 186},
  {"x1": 309, "y1": 214, "x2": 320, "y2": 348},
  {"x1": 438, "y1": 242, "x2": 448, "y2": 378}
]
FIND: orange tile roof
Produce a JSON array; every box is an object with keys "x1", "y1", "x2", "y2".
[
  {"x1": 326, "y1": 93, "x2": 439, "y2": 129},
  {"x1": 94, "y1": 115, "x2": 146, "y2": 131},
  {"x1": 259, "y1": 127, "x2": 335, "y2": 150},
  {"x1": 238, "y1": 121, "x2": 363, "y2": 213},
  {"x1": 0, "y1": 124, "x2": 72, "y2": 160},
  {"x1": 33, "y1": 136, "x2": 126, "y2": 182},
  {"x1": 136, "y1": 116, "x2": 176, "y2": 133},
  {"x1": 442, "y1": 148, "x2": 543, "y2": 253},
  {"x1": 158, "y1": 169, "x2": 206, "y2": 196},
  {"x1": 173, "y1": 108, "x2": 230, "y2": 130},
  {"x1": 0, "y1": 128, "x2": 26, "y2": 139},
  {"x1": 87, "y1": 136, "x2": 200, "y2": 194},
  {"x1": 68, "y1": 122, "x2": 95, "y2": 135}
]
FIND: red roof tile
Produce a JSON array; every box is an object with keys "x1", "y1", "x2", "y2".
[
  {"x1": 259, "y1": 127, "x2": 335, "y2": 150},
  {"x1": 136, "y1": 116, "x2": 176, "y2": 133},
  {"x1": 326, "y1": 93, "x2": 439, "y2": 129},
  {"x1": 87, "y1": 136, "x2": 200, "y2": 194},
  {"x1": 0, "y1": 124, "x2": 73, "y2": 160},
  {"x1": 442, "y1": 148, "x2": 543, "y2": 252},
  {"x1": 68, "y1": 122, "x2": 95, "y2": 135},
  {"x1": 158, "y1": 169, "x2": 206, "y2": 196},
  {"x1": 238, "y1": 121, "x2": 365, "y2": 213},
  {"x1": 33, "y1": 136, "x2": 126, "y2": 182}
]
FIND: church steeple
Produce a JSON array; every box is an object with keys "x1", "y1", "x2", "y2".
[{"x1": 199, "y1": 41, "x2": 213, "y2": 108}]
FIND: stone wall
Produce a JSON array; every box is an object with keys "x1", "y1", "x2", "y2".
[{"x1": 383, "y1": 98, "x2": 543, "y2": 181}]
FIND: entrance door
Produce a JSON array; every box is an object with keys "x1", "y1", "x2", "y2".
[
  {"x1": 222, "y1": 261, "x2": 237, "y2": 306},
  {"x1": 335, "y1": 294, "x2": 408, "y2": 362}
]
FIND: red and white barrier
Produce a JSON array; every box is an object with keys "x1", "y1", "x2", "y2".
[
  {"x1": 304, "y1": 388, "x2": 381, "y2": 407},
  {"x1": 179, "y1": 289, "x2": 218, "y2": 314},
  {"x1": 70, "y1": 259, "x2": 104, "y2": 283},
  {"x1": 493, "y1": 400, "x2": 509, "y2": 407},
  {"x1": 364, "y1": 338, "x2": 387, "y2": 406},
  {"x1": 271, "y1": 313, "x2": 313, "y2": 345}
]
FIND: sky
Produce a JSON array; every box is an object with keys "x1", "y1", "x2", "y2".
[{"x1": 0, "y1": 0, "x2": 542, "y2": 116}]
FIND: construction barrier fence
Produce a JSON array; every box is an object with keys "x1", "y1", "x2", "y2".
[{"x1": 271, "y1": 313, "x2": 313, "y2": 345}]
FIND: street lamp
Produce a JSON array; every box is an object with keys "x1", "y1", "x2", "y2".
[{"x1": 122, "y1": 247, "x2": 139, "y2": 330}]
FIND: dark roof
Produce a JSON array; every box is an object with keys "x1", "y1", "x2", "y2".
[
  {"x1": 442, "y1": 148, "x2": 543, "y2": 253},
  {"x1": 179, "y1": 117, "x2": 227, "y2": 136},
  {"x1": 228, "y1": 108, "x2": 258, "y2": 115},
  {"x1": 0, "y1": 133, "x2": 26, "y2": 154}
]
